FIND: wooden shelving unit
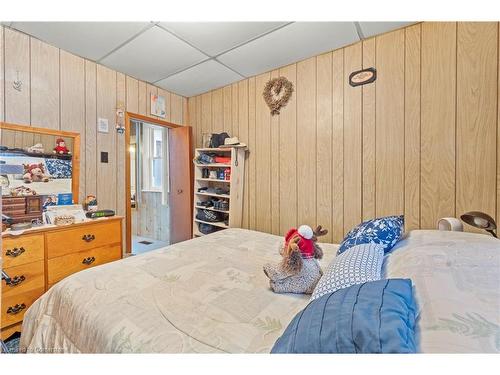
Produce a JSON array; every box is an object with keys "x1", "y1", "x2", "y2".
[{"x1": 192, "y1": 147, "x2": 246, "y2": 237}]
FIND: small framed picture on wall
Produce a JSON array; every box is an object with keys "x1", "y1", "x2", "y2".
[{"x1": 151, "y1": 94, "x2": 166, "y2": 118}]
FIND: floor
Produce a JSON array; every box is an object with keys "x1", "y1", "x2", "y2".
[{"x1": 132, "y1": 235, "x2": 169, "y2": 255}]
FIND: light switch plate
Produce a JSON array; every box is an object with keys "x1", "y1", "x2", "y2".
[
  {"x1": 97, "y1": 118, "x2": 109, "y2": 133},
  {"x1": 101, "y1": 152, "x2": 108, "y2": 163}
]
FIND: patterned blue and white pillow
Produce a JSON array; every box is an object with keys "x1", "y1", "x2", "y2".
[
  {"x1": 45, "y1": 158, "x2": 72, "y2": 179},
  {"x1": 311, "y1": 243, "x2": 384, "y2": 301},
  {"x1": 338, "y1": 215, "x2": 404, "y2": 255}
]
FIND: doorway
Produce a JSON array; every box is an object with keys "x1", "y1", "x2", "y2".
[
  {"x1": 130, "y1": 120, "x2": 170, "y2": 254},
  {"x1": 125, "y1": 113, "x2": 193, "y2": 255}
]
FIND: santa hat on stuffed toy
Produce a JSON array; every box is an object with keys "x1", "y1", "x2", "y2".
[{"x1": 284, "y1": 225, "x2": 314, "y2": 258}]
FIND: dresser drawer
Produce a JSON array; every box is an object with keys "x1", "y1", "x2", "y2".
[
  {"x1": 47, "y1": 244, "x2": 122, "y2": 285},
  {"x1": 1, "y1": 287, "x2": 44, "y2": 327},
  {"x1": 46, "y1": 220, "x2": 121, "y2": 258},
  {"x1": 1, "y1": 261, "x2": 45, "y2": 299},
  {"x1": 2, "y1": 234, "x2": 44, "y2": 268}
]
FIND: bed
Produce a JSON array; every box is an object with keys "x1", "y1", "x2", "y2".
[{"x1": 20, "y1": 228, "x2": 500, "y2": 353}]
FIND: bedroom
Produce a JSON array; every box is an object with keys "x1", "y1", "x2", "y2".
[{"x1": 1, "y1": 0, "x2": 499, "y2": 372}]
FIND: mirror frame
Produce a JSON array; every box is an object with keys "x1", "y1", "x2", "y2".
[{"x1": 0, "y1": 122, "x2": 81, "y2": 203}]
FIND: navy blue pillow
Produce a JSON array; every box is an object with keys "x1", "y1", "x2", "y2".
[
  {"x1": 271, "y1": 279, "x2": 417, "y2": 354},
  {"x1": 338, "y1": 215, "x2": 404, "y2": 255}
]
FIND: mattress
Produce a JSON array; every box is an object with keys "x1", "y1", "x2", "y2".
[
  {"x1": 20, "y1": 228, "x2": 499, "y2": 353},
  {"x1": 20, "y1": 228, "x2": 337, "y2": 353}
]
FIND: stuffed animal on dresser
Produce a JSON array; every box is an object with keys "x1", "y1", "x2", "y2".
[{"x1": 263, "y1": 225, "x2": 328, "y2": 294}]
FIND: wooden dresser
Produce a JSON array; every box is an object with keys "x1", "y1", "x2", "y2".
[{"x1": 1, "y1": 216, "x2": 123, "y2": 340}]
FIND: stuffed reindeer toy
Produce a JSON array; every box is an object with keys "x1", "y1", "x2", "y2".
[{"x1": 263, "y1": 225, "x2": 328, "y2": 294}]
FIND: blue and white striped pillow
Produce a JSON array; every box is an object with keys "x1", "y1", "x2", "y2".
[{"x1": 311, "y1": 243, "x2": 384, "y2": 301}]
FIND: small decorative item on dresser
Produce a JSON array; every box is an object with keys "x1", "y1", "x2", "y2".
[
  {"x1": 84, "y1": 195, "x2": 98, "y2": 212},
  {"x1": 54, "y1": 215, "x2": 76, "y2": 226},
  {"x1": 10, "y1": 186, "x2": 37, "y2": 197},
  {"x1": 2, "y1": 195, "x2": 43, "y2": 225}
]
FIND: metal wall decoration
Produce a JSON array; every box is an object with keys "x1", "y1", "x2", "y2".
[
  {"x1": 13, "y1": 70, "x2": 22, "y2": 92},
  {"x1": 115, "y1": 105, "x2": 125, "y2": 134},
  {"x1": 263, "y1": 76, "x2": 294, "y2": 116},
  {"x1": 349, "y1": 68, "x2": 377, "y2": 87}
]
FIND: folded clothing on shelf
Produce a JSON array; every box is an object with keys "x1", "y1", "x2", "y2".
[
  {"x1": 195, "y1": 153, "x2": 215, "y2": 164},
  {"x1": 214, "y1": 156, "x2": 231, "y2": 164}
]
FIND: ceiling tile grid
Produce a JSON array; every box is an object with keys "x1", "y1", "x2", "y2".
[
  {"x1": 217, "y1": 22, "x2": 360, "y2": 77},
  {"x1": 10, "y1": 21, "x2": 153, "y2": 61},
  {"x1": 158, "y1": 22, "x2": 289, "y2": 57},
  {"x1": 5, "y1": 21, "x2": 416, "y2": 97},
  {"x1": 100, "y1": 25, "x2": 208, "y2": 83},
  {"x1": 156, "y1": 59, "x2": 244, "y2": 97}
]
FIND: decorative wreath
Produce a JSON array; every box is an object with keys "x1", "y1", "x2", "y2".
[{"x1": 262, "y1": 76, "x2": 294, "y2": 116}]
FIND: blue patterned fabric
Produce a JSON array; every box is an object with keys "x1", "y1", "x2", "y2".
[
  {"x1": 272, "y1": 279, "x2": 417, "y2": 354},
  {"x1": 311, "y1": 243, "x2": 384, "y2": 301},
  {"x1": 45, "y1": 158, "x2": 72, "y2": 179},
  {"x1": 338, "y1": 215, "x2": 404, "y2": 254}
]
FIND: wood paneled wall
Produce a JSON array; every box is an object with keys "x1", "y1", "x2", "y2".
[
  {"x1": 188, "y1": 22, "x2": 500, "y2": 243},
  {"x1": 0, "y1": 26, "x2": 188, "y2": 220}
]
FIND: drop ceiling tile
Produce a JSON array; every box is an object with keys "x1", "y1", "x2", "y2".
[
  {"x1": 10, "y1": 22, "x2": 151, "y2": 61},
  {"x1": 156, "y1": 60, "x2": 243, "y2": 97},
  {"x1": 101, "y1": 26, "x2": 208, "y2": 83},
  {"x1": 358, "y1": 22, "x2": 415, "y2": 38},
  {"x1": 218, "y1": 22, "x2": 359, "y2": 77},
  {"x1": 159, "y1": 22, "x2": 289, "y2": 56}
]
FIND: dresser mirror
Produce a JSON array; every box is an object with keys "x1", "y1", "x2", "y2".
[{"x1": 0, "y1": 122, "x2": 80, "y2": 207}]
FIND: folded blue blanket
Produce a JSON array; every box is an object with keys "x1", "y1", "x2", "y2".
[{"x1": 271, "y1": 278, "x2": 417, "y2": 353}]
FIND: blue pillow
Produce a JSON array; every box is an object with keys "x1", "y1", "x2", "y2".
[
  {"x1": 271, "y1": 279, "x2": 417, "y2": 354},
  {"x1": 338, "y1": 215, "x2": 404, "y2": 254}
]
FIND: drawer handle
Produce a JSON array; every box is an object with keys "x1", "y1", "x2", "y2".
[
  {"x1": 5, "y1": 247, "x2": 25, "y2": 257},
  {"x1": 82, "y1": 234, "x2": 95, "y2": 242},
  {"x1": 7, "y1": 303, "x2": 26, "y2": 315},
  {"x1": 82, "y1": 256, "x2": 96, "y2": 265},
  {"x1": 6, "y1": 275, "x2": 26, "y2": 287}
]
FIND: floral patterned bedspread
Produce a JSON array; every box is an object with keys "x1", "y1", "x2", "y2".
[
  {"x1": 20, "y1": 229, "x2": 337, "y2": 353},
  {"x1": 20, "y1": 228, "x2": 499, "y2": 353},
  {"x1": 385, "y1": 230, "x2": 500, "y2": 353}
]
